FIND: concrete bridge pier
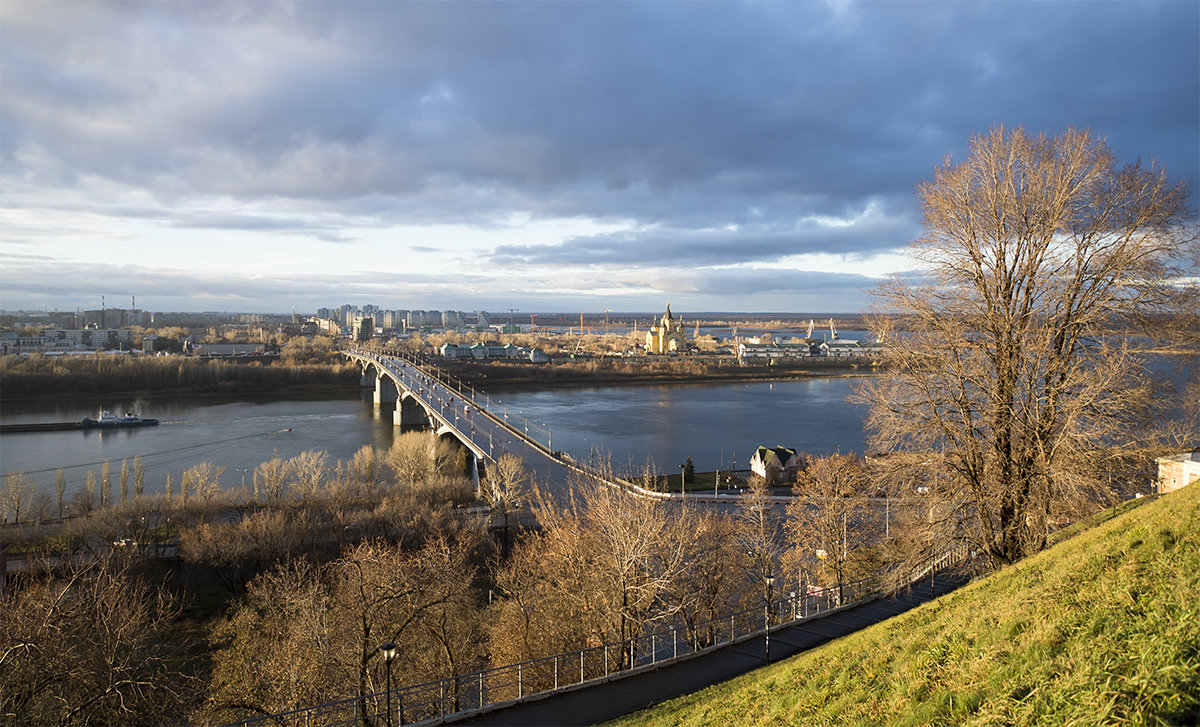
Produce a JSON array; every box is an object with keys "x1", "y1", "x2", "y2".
[
  {"x1": 394, "y1": 395, "x2": 430, "y2": 429},
  {"x1": 373, "y1": 375, "x2": 399, "y2": 407}
]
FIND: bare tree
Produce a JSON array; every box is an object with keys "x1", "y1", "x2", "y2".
[
  {"x1": 385, "y1": 431, "x2": 458, "y2": 488},
  {"x1": 2, "y1": 472, "x2": 35, "y2": 525},
  {"x1": 132, "y1": 456, "x2": 145, "y2": 499},
  {"x1": 0, "y1": 554, "x2": 197, "y2": 724},
  {"x1": 100, "y1": 460, "x2": 112, "y2": 507},
  {"x1": 669, "y1": 509, "x2": 746, "y2": 649},
  {"x1": 349, "y1": 444, "x2": 382, "y2": 499},
  {"x1": 858, "y1": 126, "x2": 1197, "y2": 565},
  {"x1": 120, "y1": 458, "x2": 130, "y2": 503},
  {"x1": 253, "y1": 450, "x2": 288, "y2": 502},
  {"x1": 84, "y1": 470, "x2": 97, "y2": 513},
  {"x1": 55, "y1": 468, "x2": 66, "y2": 518},
  {"x1": 490, "y1": 470, "x2": 690, "y2": 668},
  {"x1": 287, "y1": 450, "x2": 329, "y2": 500},
  {"x1": 786, "y1": 454, "x2": 872, "y2": 603},
  {"x1": 183, "y1": 461, "x2": 226, "y2": 504},
  {"x1": 735, "y1": 478, "x2": 785, "y2": 627},
  {"x1": 204, "y1": 536, "x2": 481, "y2": 721},
  {"x1": 483, "y1": 453, "x2": 528, "y2": 556}
]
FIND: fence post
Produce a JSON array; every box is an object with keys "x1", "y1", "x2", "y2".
[
  {"x1": 604, "y1": 644, "x2": 609, "y2": 677},
  {"x1": 518, "y1": 663, "x2": 523, "y2": 699},
  {"x1": 554, "y1": 656, "x2": 559, "y2": 690},
  {"x1": 479, "y1": 672, "x2": 484, "y2": 709},
  {"x1": 580, "y1": 651, "x2": 584, "y2": 684},
  {"x1": 651, "y1": 633, "x2": 656, "y2": 665}
]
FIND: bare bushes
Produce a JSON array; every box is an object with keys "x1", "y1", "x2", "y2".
[
  {"x1": 487, "y1": 469, "x2": 753, "y2": 668},
  {"x1": 0, "y1": 553, "x2": 199, "y2": 725},
  {"x1": 202, "y1": 534, "x2": 486, "y2": 722}
]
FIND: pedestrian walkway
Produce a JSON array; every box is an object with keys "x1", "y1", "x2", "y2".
[{"x1": 448, "y1": 574, "x2": 969, "y2": 726}]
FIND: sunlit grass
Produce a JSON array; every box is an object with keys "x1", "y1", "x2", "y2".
[{"x1": 607, "y1": 484, "x2": 1200, "y2": 726}]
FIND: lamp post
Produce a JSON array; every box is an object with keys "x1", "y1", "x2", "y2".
[
  {"x1": 764, "y1": 574, "x2": 775, "y2": 664},
  {"x1": 679, "y1": 464, "x2": 686, "y2": 496},
  {"x1": 378, "y1": 642, "x2": 398, "y2": 727}
]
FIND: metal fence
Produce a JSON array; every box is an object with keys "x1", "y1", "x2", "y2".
[{"x1": 221, "y1": 542, "x2": 971, "y2": 727}]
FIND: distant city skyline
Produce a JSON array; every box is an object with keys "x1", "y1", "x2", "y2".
[{"x1": 2, "y1": 1, "x2": 1197, "y2": 314}]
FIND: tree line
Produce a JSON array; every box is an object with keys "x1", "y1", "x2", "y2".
[{"x1": 0, "y1": 352, "x2": 358, "y2": 397}]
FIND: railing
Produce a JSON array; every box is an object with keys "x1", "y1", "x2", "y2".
[
  {"x1": 220, "y1": 543, "x2": 972, "y2": 727},
  {"x1": 345, "y1": 348, "x2": 555, "y2": 463}
]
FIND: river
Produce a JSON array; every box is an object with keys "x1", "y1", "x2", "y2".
[{"x1": 0, "y1": 376, "x2": 870, "y2": 501}]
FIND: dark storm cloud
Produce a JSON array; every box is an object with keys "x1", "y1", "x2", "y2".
[{"x1": 3, "y1": 1, "x2": 1195, "y2": 220}]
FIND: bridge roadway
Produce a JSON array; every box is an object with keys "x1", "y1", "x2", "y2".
[{"x1": 343, "y1": 348, "x2": 598, "y2": 498}]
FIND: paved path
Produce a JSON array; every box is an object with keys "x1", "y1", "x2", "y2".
[{"x1": 448, "y1": 574, "x2": 969, "y2": 726}]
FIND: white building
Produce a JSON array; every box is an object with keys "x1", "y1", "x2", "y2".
[
  {"x1": 750, "y1": 445, "x2": 802, "y2": 483},
  {"x1": 1157, "y1": 452, "x2": 1200, "y2": 494}
]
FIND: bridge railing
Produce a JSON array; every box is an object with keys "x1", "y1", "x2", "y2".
[{"x1": 220, "y1": 541, "x2": 973, "y2": 727}]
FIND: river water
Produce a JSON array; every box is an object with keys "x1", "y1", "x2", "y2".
[{"x1": 0, "y1": 376, "x2": 869, "y2": 501}]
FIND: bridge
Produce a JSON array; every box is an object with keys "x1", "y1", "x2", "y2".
[
  {"x1": 342, "y1": 348, "x2": 595, "y2": 497},
  {"x1": 342, "y1": 348, "x2": 903, "y2": 517}
]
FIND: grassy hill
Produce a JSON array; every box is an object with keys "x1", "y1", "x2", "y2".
[{"x1": 608, "y1": 486, "x2": 1200, "y2": 726}]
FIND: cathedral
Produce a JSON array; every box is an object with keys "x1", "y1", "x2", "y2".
[{"x1": 645, "y1": 303, "x2": 689, "y2": 354}]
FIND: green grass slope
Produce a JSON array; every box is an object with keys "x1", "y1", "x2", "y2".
[{"x1": 609, "y1": 486, "x2": 1200, "y2": 726}]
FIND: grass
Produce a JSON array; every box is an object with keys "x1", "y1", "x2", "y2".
[{"x1": 607, "y1": 484, "x2": 1200, "y2": 726}]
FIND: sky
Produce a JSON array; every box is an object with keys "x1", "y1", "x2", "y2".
[{"x1": 1, "y1": 1, "x2": 1197, "y2": 315}]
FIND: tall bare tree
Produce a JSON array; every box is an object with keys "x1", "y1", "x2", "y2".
[
  {"x1": 100, "y1": 460, "x2": 112, "y2": 507},
  {"x1": 55, "y1": 468, "x2": 66, "y2": 518},
  {"x1": 132, "y1": 456, "x2": 145, "y2": 499},
  {"x1": 482, "y1": 453, "x2": 528, "y2": 556},
  {"x1": 287, "y1": 450, "x2": 329, "y2": 500},
  {"x1": 120, "y1": 458, "x2": 130, "y2": 503},
  {"x1": 253, "y1": 450, "x2": 288, "y2": 502},
  {"x1": 858, "y1": 126, "x2": 1197, "y2": 565},
  {"x1": 2, "y1": 472, "x2": 35, "y2": 525},
  {"x1": 786, "y1": 454, "x2": 872, "y2": 602},
  {"x1": 183, "y1": 461, "x2": 226, "y2": 505}
]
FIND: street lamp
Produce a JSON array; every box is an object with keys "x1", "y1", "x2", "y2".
[
  {"x1": 764, "y1": 574, "x2": 775, "y2": 664},
  {"x1": 378, "y1": 642, "x2": 398, "y2": 727},
  {"x1": 679, "y1": 464, "x2": 686, "y2": 496}
]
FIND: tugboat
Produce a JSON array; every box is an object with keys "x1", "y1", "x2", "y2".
[{"x1": 81, "y1": 409, "x2": 159, "y2": 429}]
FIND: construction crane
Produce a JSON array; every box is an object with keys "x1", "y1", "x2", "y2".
[
  {"x1": 604, "y1": 309, "x2": 614, "y2": 336},
  {"x1": 509, "y1": 308, "x2": 519, "y2": 329}
]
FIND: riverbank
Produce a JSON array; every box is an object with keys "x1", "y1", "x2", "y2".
[
  {"x1": 2, "y1": 352, "x2": 880, "y2": 402},
  {"x1": 0, "y1": 353, "x2": 361, "y2": 401},
  {"x1": 433, "y1": 357, "x2": 881, "y2": 391}
]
